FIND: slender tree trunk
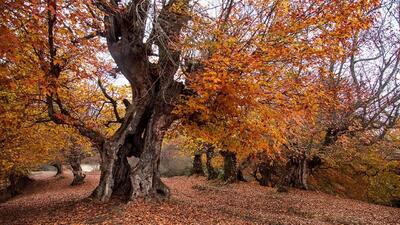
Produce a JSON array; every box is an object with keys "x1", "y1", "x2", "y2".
[
  {"x1": 205, "y1": 146, "x2": 218, "y2": 180},
  {"x1": 191, "y1": 152, "x2": 204, "y2": 176},
  {"x1": 220, "y1": 151, "x2": 237, "y2": 182}
]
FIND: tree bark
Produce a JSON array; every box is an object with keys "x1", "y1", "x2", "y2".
[
  {"x1": 191, "y1": 152, "x2": 205, "y2": 176},
  {"x1": 70, "y1": 165, "x2": 86, "y2": 186},
  {"x1": 220, "y1": 151, "x2": 237, "y2": 182},
  {"x1": 128, "y1": 109, "x2": 172, "y2": 200},
  {"x1": 205, "y1": 146, "x2": 218, "y2": 180},
  {"x1": 237, "y1": 154, "x2": 255, "y2": 182}
]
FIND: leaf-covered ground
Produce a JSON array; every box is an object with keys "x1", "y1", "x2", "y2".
[{"x1": 0, "y1": 171, "x2": 399, "y2": 225}]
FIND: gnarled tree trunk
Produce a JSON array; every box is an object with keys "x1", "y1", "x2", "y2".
[
  {"x1": 283, "y1": 153, "x2": 309, "y2": 190},
  {"x1": 191, "y1": 152, "x2": 204, "y2": 176},
  {"x1": 90, "y1": 101, "x2": 177, "y2": 201},
  {"x1": 41, "y1": 0, "x2": 188, "y2": 202},
  {"x1": 220, "y1": 151, "x2": 237, "y2": 182},
  {"x1": 205, "y1": 146, "x2": 218, "y2": 180}
]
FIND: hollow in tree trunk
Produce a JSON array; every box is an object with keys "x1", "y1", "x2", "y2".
[
  {"x1": 90, "y1": 101, "x2": 177, "y2": 201},
  {"x1": 220, "y1": 151, "x2": 238, "y2": 183},
  {"x1": 191, "y1": 152, "x2": 204, "y2": 176}
]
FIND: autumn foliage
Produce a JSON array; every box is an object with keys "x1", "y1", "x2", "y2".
[{"x1": 0, "y1": 0, "x2": 399, "y2": 210}]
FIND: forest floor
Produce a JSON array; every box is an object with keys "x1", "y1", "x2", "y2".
[{"x1": 0, "y1": 171, "x2": 399, "y2": 225}]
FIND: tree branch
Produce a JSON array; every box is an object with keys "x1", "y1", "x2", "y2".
[
  {"x1": 97, "y1": 78, "x2": 123, "y2": 123},
  {"x1": 71, "y1": 30, "x2": 105, "y2": 44}
]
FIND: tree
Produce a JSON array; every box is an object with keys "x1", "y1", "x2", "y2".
[
  {"x1": 1, "y1": 0, "x2": 380, "y2": 202},
  {"x1": 1, "y1": 0, "x2": 106, "y2": 195},
  {"x1": 322, "y1": 0, "x2": 400, "y2": 144},
  {"x1": 176, "y1": 0, "x2": 379, "y2": 186},
  {"x1": 283, "y1": 0, "x2": 400, "y2": 190},
  {"x1": 30, "y1": 0, "x2": 190, "y2": 201},
  {"x1": 52, "y1": 160, "x2": 64, "y2": 177}
]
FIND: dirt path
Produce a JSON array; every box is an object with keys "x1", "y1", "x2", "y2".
[{"x1": 0, "y1": 172, "x2": 399, "y2": 224}]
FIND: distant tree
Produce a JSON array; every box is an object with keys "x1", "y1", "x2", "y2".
[{"x1": 67, "y1": 143, "x2": 87, "y2": 186}]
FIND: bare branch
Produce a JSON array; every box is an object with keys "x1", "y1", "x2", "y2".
[{"x1": 97, "y1": 78, "x2": 123, "y2": 123}]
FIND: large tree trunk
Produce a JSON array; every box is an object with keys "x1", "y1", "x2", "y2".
[
  {"x1": 282, "y1": 153, "x2": 309, "y2": 190},
  {"x1": 91, "y1": 102, "x2": 175, "y2": 201},
  {"x1": 41, "y1": 0, "x2": 189, "y2": 203},
  {"x1": 191, "y1": 152, "x2": 205, "y2": 176},
  {"x1": 237, "y1": 169, "x2": 246, "y2": 182},
  {"x1": 205, "y1": 146, "x2": 218, "y2": 180},
  {"x1": 70, "y1": 165, "x2": 86, "y2": 186},
  {"x1": 220, "y1": 151, "x2": 237, "y2": 182},
  {"x1": 129, "y1": 109, "x2": 172, "y2": 200}
]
